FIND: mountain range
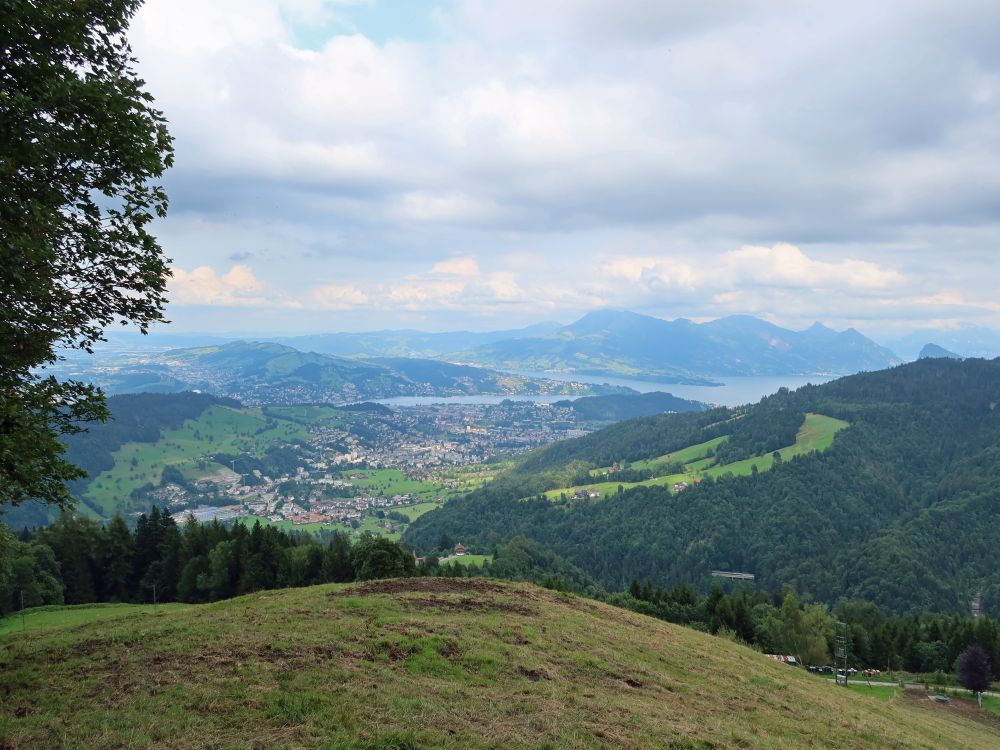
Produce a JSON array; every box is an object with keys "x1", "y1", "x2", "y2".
[
  {"x1": 81, "y1": 311, "x2": 966, "y2": 389},
  {"x1": 268, "y1": 321, "x2": 563, "y2": 358},
  {"x1": 454, "y1": 311, "x2": 901, "y2": 382}
]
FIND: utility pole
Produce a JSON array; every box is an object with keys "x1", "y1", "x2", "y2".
[{"x1": 20, "y1": 590, "x2": 25, "y2": 631}]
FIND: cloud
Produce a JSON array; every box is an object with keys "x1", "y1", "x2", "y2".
[
  {"x1": 431, "y1": 256, "x2": 479, "y2": 276},
  {"x1": 721, "y1": 244, "x2": 904, "y2": 291},
  {"x1": 603, "y1": 244, "x2": 903, "y2": 295},
  {"x1": 169, "y1": 264, "x2": 289, "y2": 307},
  {"x1": 311, "y1": 283, "x2": 370, "y2": 310},
  {"x1": 130, "y1": 1, "x2": 1000, "y2": 334},
  {"x1": 398, "y1": 192, "x2": 504, "y2": 223}
]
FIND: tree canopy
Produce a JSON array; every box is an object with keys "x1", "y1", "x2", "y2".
[{"x1": 1, "y1": 0, "x2": 173, "y2": 507}]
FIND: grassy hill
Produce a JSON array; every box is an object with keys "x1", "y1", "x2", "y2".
[
  {"x1": 2, "y1": 579, "x2": 998, "y2": 749},
  {"x1": 545, "y1": 412, "x2": 848, "y2": 500}
]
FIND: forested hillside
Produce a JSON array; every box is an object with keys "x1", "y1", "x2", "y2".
[
  {"x1": 405, "y1": 358, "x2": 1000, "y2": 614},
  {"x1": 1, "y1": 393, "x2": 232, "y2": 527}
]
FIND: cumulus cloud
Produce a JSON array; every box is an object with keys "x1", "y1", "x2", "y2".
[
  {"x1": 721, "y1": 244, "x2": 904, "y2": 291},
  {"x1": 169, "y1": 264, "x2": 269, "y2": 306},
  {"x1": 603, "y1": 244, "x2": 903, "y2": 296}
]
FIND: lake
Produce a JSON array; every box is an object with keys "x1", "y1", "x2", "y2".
[{"x1": 375, "y1": 373, "x2": 837, "y2": 408}]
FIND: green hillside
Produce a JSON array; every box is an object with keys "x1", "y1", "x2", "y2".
[
  {"x1": 82, "y1": 403, "x2": 314, "y2": 515},
  {"x1": 154, "y1": 341, "x2": 631, "y2": 401},
  {"x1": 2, "y1": 579, "x2": 998, "y2": 749},
  {"x1": 405, "y1": 358, "x2": 1000, "y2": 613},
  {"x1": 546, "y1": 413, "x2": 848, "y2": 499}
]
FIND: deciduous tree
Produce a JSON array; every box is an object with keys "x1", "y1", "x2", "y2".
[
  {"x1": 956, "y1": 643, "x2": 993, "y2": 708},
  {"x1": 1, "y1": 0, "x2": 173, "y2": 509}
]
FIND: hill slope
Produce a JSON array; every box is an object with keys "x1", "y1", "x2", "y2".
[
  {"x1": 269, "y1": 321, "x2": 563, "y2": 358},
  {"x1": 144, "y1": 341, "x2": 627, "y2": 403},
  {"x1": 458, "y1": 311, "x2": 900, "y2": 381},
  {"x1": 1, "y1": 579, "x2": 997, "y2": 749},
  {"x1": 405, "y1": 358, "x2": 1000, "y2": 613}
]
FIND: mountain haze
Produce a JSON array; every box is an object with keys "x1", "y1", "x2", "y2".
[
  {"x1": 268, "y1": 321, "x2": 563, "y2": 359},
  {"x1": 456, "y1": 311, "x2": 900, "y2": 382}
]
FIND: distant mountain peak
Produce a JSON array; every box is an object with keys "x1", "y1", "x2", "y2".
[
  {"x1": 462, "y1": 310, "x2": 901, "y2": 379},
  {"x1": 806, "y1": 321, "x2": 836, "y2": 334},
  {"x1": 919, "y1": 343, "x2": 962, "y2": 360}
]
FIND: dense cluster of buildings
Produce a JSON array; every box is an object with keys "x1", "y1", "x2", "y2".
[{"x1": 161, "y1": 400, "x2": 602, "y2": 529}]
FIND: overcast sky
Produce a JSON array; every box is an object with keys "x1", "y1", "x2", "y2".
[{"x1": 129, "y1": 0, "x2": 1000, "y2": 338}]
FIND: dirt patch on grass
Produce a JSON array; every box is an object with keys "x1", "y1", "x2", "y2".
[
  {"x1": 330, "y1": 578, "x2": 540, "y2": 616},
  {"x1": 517, "y1": 665, "x2": 554, "y2": 681},
  {"x1": 900, "y1": 690, "x2": 1000, "y2": 731},
  {"x1": 397, "y1": 595, "x2": 537, "y2": 616},
  {"x1": 330, "y1": 578, "x2": 513, "y2": 597}
]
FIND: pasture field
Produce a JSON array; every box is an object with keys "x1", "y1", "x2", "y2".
[
  {"x1": 985, "y1": 695, "x2": 1000, "y2": 717},
  {"x1": 347, "y1": 469, "x2": 448, "y2": 500},
  {"x1": 591, "y1": 435, "x2": 729, "y2": 476},
  {"x1": 392, "y1": 501, "x2": 444, "y2": 521},
  {"x1": 447, "y1": 554, "x2": 492, "y2": 568},
  {"x1": 548, "y1": 413, "x2": 849, "y2": 501},
  {"x1": 1, "y1": 579, "x2": 996, "y2": 749},
  {"x1": 83, "y1": 405, "x2": 313, "y2": 515},
  {"x1": 0, "y1": 603, "x2": 190, "y2": 637}
]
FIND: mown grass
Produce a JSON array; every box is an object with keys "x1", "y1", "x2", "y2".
[
  {"x1": 348, "y1": 469, "x2": 449, "y2": 500},
  {"x1": 392, "y1": 501, "x2": 443, "y2": 521},
  {"x1": 983, "y1": 695, "x2": 1000, "y2": 717},
  {"x1": 443, "y1": 554, "x2": 492, "y2": 568},
  {"x1": 1, "y1": 579, "x2": 997, "y2": 749},
  {"x1": 549, "y1": 413, "x2": 849, "y2": 500},
  {"x1": 0, "y1": 603, "x2": 190, "y2": 636},
  {"x1": 846, "y1": 684, "x2": 898, "y2": 701}
]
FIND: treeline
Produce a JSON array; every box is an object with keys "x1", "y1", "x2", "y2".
[
  {"x1": 406, "y1": 358, "x2": 1000, "y2": 614},
  {"x1": 610, "y1": 580, "x2": 1000, "y2": 678},
  {"x1": 0, "y1": 509, "x2": 437, "y2": 613},
  {"x1": 711, "y1": 401, "x2": 801, "y2": 464},
  {"x1": 3, "y1": 514, "x2": 998, "y2": 682},
  {"x1": 412, "y1": 533, "x2": 1000, "y2": 677}
]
